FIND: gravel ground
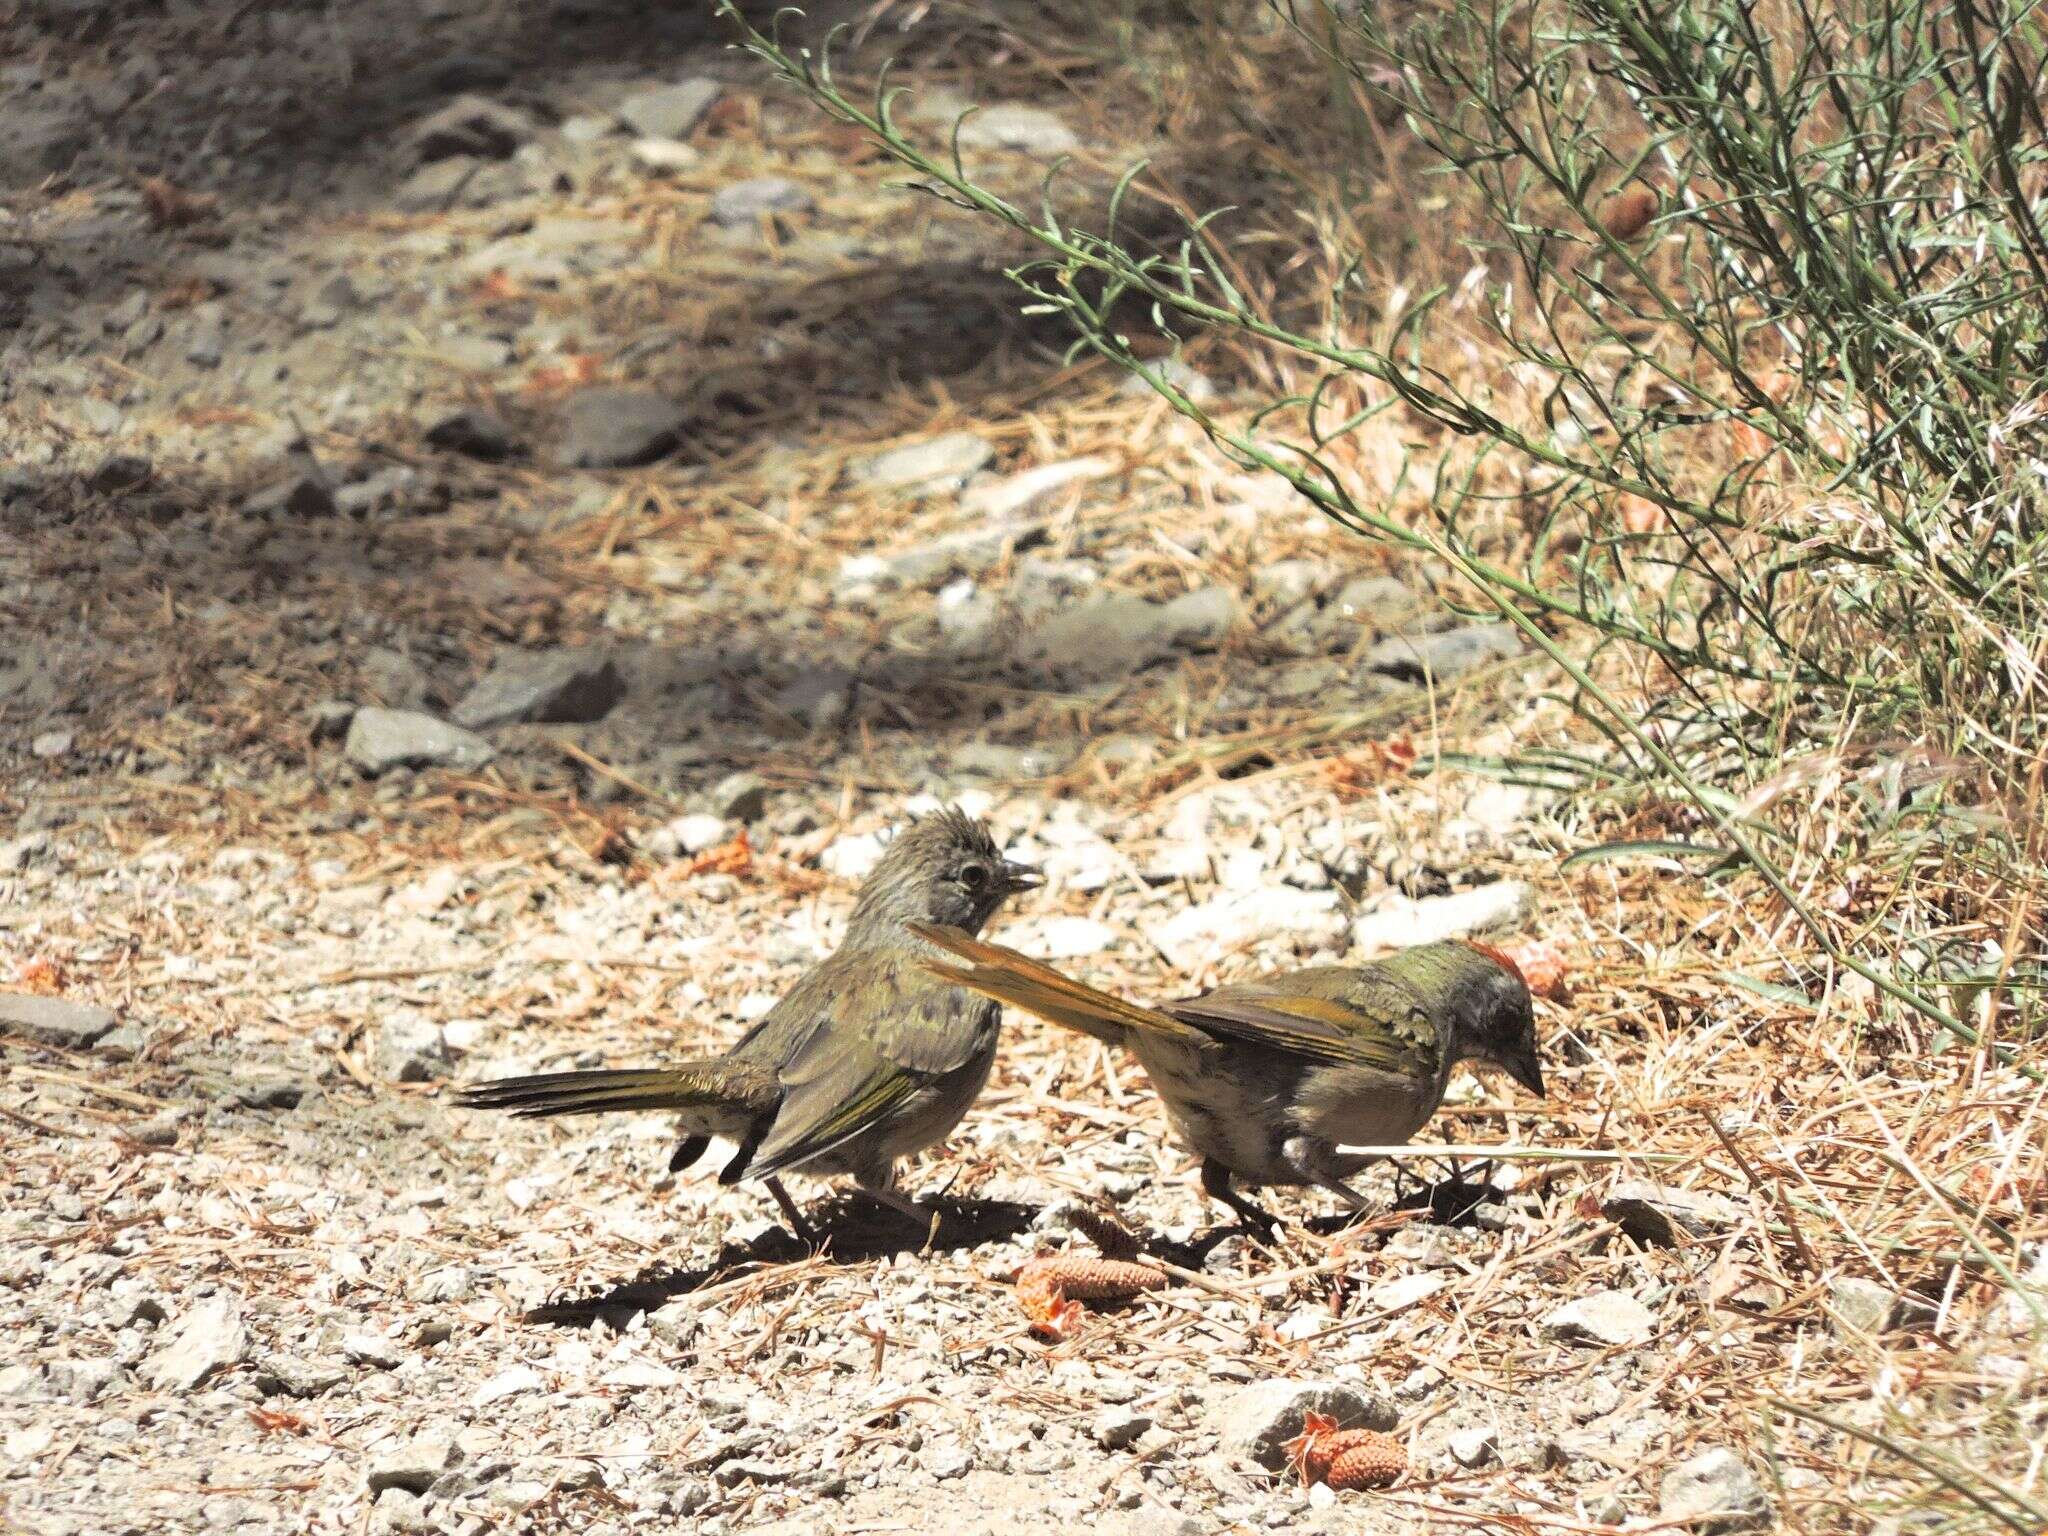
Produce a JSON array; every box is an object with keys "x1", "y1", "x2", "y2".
[{"x1": 2, "y1": 4, "x2": 1855, "y2": 1533}]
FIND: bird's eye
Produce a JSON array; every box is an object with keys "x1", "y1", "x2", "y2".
[{"x1": 959, "y1": 862, "x2": 989, "y2": 889}]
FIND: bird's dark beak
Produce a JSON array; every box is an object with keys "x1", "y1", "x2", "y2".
[
  {"x1": 1502, "y1": 1045, "x2": 1546, "y2": 1099},
  {"x1": 1001, "y1": 859, "x2": 1043, "y2": 892}
]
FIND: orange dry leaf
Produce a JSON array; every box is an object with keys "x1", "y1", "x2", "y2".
[
  {"x1": 686, "y1": 830, "x2": 753, "y2": 878},
  {"x1": 523, "y1": 354, "x2": 604, "y2": 398},
  {"x1": 140, "y1": 176, "x2": 220, "y2": 229},
  {"x1": 1324, "y1": 736, "x2": 1418, "y2": 798},
  {"x1": 1599, "y1": 184, "x2": 1659, "y2": 242},
  {"x1": 1617, "y1": 493, "x2": 1661, "y2": 535},
  {"x1": 1015, "y1": 1253, "x2": 1166, "y2": 1339},
  {"x1": 1285, "y1": 1412, "x2": 1407, "y2": 1490},
  {"x1": 1494, "y1": 938, "x2": 1569, "y2": 1001},
  {"x1": 699, "y1": 93, "x2": 757, "y2": 138},
  {"x1": 15, "y1": 958, "x2": 67, "y2": 996}
]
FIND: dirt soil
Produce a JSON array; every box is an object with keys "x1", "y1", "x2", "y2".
[{"x1": 4, "y1": 3, "x2": 1848, "y2": 1534}]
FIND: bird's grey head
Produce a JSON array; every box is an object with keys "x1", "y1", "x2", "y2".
[
  {"x1": 1448, "y1": 943, "x2": 1545, "y2": 1098},
  {"x1": 844, "y1": 808, "x2": 1040, "y2": 945}
]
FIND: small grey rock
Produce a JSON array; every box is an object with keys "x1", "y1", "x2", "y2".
[
  {"x1": 1351, "y1": 881, "x2": 1534, "y2": 950},
  {"x1": 1365, "y1": 621, "x2": 1520, "y2": 683},
  {"x1": 300, "y1": 272, "x2": 359, "y2": 329},
  {"x1": 554, "y1": 387, "x2": 683, "y2": 469},
  {"x1": 710, "y1": 176, "x2": 812, "y2": 227},
  {"x1": 452, "y1": 649, "x2": 624, "y2": 729},
  {"x1": 1829, "y1": 1276, "x2": 1904, "y2": 1339},
  {"x1": 232, "y1": 1072, "x2": 306, "y2": 1110},
  {"x1": 344, "y1": 708, "x2": 496, "y2": 775},
  {"x1": 1542, "y1": 1290, "x2": 1655, "y2": 1348},
  {"x1": 1658, "y1": 1447, "x2": 1773, "y2": 1533},
  {"x1": 1119, "y1": 357, "x2": 1214, "y2": 405},
  {"x1": 952, "y1": 741, "x2": 1071, "y2": 780},
  {"x1": 408, "y1": 94, "x2": 534, "y2": 161},
  {"x1": 425, "y1": 407, "x2": 519, "y2": 461},
  {"x1": 376, "y1": 1015, "x2": 450, "y2": 1084},
  {"x1": 87, "y1": 454, "x2": 153, "y2": 495},
  {"x1": 706, "y1": 770, "x2": 770, "y2": 822},
  {"x1": 850, "y1": 432, "x2": 994, "y2": 495},
  {"x1": 1210, "y1": 1381, "x2": 1396, "y2": 1471},
  {"x1": 184, "y1": 305, "x2": 226, "y2": 369},
  {"x1": 617, "y1": 79, "x2": 721, "y2": 139},
  {"x1": 144, "y1": 1294, "x2": 246, "y2": 1390},
  {"x1": 30, "y1": 730, "x2": 73, "y2": 759},
  {"x1": 1603, "y1": 1179, "x2": 1745, "y2": 1247},
  {"x1": 956, "y1": 103, "x2": 1079, "y2": 153},
  {"x1": 308, "y1": 700, "x2": 357, "y2": 744},
  {"x1": 1092, "y1": 1405, "x2": 1153, "y2": 1451},
  {"x1": 95, "y1": 1021, "x2": 149, "y2": 1061},
  {"x1": 257, "y1": 1355, "x2": 348, "y2": 1398},
  {"x1": 1445, "y1": 1425, "x2": 1498, "y2": 1468},
  {"x1": 104, "y1": 290, "x2": 148, "y2": 333},
  {"x1": 368, "y1": 1430, "x2": 461, "y2": 1494},
  {"x1": 127, "y1": 1111, "x2": 182, "y2": 1147},
  {"x1": 0, "y1": 994, "x2": 118, "y2": 1049}
]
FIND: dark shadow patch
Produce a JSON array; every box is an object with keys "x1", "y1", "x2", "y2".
[{"x1": 519, "y1": 1193, "x2": 1039, "y2": 1324}]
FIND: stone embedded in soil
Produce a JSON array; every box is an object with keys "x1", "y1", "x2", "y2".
[
  {"x1": 1658, "y1": 1447, "x2": 1774, "y2": 1533},
  {"x1": 0, "y1": 994, "x2": 117, "y2": 1049},
  {"x1": 87, "y1": 454, "x2": 153, "y2": 495},
  {"x1": 424, "y1": 407, "x2": 520, "y2": 461},
  {"x1": 344, "y1": 708, "x2": 497, "y2": 775},
  {"x1": 1828, "y1": 1276, "x2": 1906, "y2": 1339},
  {"x1": 645, "y1": 813, "x2": 729, "y2": 859},
  {"x1": 850, "y1": 432, "x2": 995, "y2": 495},
  {"x1": 1092, "y1": 1405, "x2": 1153, "y2": 1451},
  {"x1": 629, "y1": 138, "x2": 700, "y2": 174},
  {"x1": 256, "y1": 1355, "x2": 349, "y2": 1399},
  {"x1": 1022, "y1": 588, "x2": 1238, "y2": 681},
  {"x1": 30, "y1": 730, "x2": 74, "y2": 759},
  {"x1": 375, "y1": 1015, "x2": 450, "y2": 1083},
  {"x1": 819, "y1": 831, "x2": 886, "y2": 882},
  {"x1": 616, "y1": 79, "x2": 721, "y2": 139},
  {"x1": 951, "y1": 740, "x2": 1071, "y2": 780},
  {"x1": 1350, "y1": 880, "x2": 1535, "y2": 951},
  {"x1": 709, "y1": 175, "x2": 813, "y2": 227},
  {"x1": 955, "y1": 102, "x2": 1080, "y2": 153},
  {"x1": 406, "y1": 94, "x2": 534, "y2": 161},
  {"x1": 1365, "y1": 620, "x2": 1520, "y2": 683},
  {"x1": 706, "y1": 770, "x2": 770, "y2": 822},
  {"x1": 1014, "y1": 915, "x2": 1119, "y2": 960},
  {"x1": 143, "y1": 1293, "x2": 247, "y2": 1391},
  {"x1": 1211, "y1": 1380, "x2": 1396, "y2": 1471},
  {"x1": 366, "y1": 1430, "x2": 460, "y2": 1494},
  {"x1": 1542, "y1": 1289, "x2": 1656, "y2": 1348},
  {"x1": 553, "y1": 387, "x2": 684, "y2": 469},
  {"x1": 960, "y1": 456, "x2": 1116, "y2": 518},
  {"x1": 1603, "y1": 1179, "x2": 1745, "y2": 1247},
  {"x1": 1154, "y1": 886, "x2": 1346, "y2": 955},
  {"x1": 452, "y1": 648, "x2": 624, "y2": 729},
  {"x1": 1446, "y1": 1424, "x2": 1499, "y2": 1468},
  {"x1": 1119, "y1": 357, "x2": 1215, "y2": 405}
]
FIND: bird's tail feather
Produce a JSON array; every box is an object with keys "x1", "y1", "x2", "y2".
[
  {"x1": 453, "y1": 1059, "x2": 779, "y2": 1124},
  {"x1": 906, "y1": 922, "x2": 1203, "y2": 1045}
]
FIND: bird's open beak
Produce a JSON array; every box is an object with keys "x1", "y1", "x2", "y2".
[
  {"x1": 1502, "y1": 1046, "x2": 1546, "y2": 1099},
  {"x1": 1001, "y1": 859, "x2": 1043, "y2": 892}
]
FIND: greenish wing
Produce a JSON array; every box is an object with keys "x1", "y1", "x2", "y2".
[
  {"x1": 1163, "y1": 966, "x2": 1440, "y2": 1076},
  {"x1": 747, "y1": 959, "x2": 994, "y2": 1178}
]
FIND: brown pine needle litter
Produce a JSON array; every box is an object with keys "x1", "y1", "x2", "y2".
[{"x1": 1015, "y1": 1253, "x2": 1169, "y2": 1338}]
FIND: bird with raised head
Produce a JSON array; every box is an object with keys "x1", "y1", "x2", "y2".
[
  {"x1": 907, "y1": 923, "x2": 1545, "y2": 1231},
  {"x1": 456, "y1": 810, "x2": 1039, "y2": 1243}
]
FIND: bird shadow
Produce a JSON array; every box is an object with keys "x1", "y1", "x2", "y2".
[{"x1": 520, "y1": 1194, "x2": 1039, "y2": 1326}]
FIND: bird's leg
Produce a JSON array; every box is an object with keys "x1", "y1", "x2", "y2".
[
  {"x1": 763, "y1": 1176, "x2": 817, "y2": 1247},
  {"x1": 1281, "y1": 1137, "x2": 1372, "y2": 1215},
  {"x1": 1200, "y1": 1159, "x2": 1280, "y2": 1235},
  {"x1": 856, "y1": 1168, "x2": 941, "y2": 1251}
]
